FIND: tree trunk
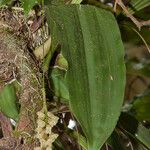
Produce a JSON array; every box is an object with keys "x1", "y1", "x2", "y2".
[{"x1": 0, "y1": 9, "x2": 42, "y2": 150}]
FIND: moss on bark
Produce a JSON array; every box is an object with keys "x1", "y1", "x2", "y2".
[{"x1": 0, "y1": 14, "x2": 43, "y2": 149}]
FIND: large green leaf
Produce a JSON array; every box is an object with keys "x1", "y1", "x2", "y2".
[
  {"x1": 46, "y1": 4, "x2": 125, "y2": 150},
  {"x1": 0, "y1": 84, "x2": 19, "y2": 121}
]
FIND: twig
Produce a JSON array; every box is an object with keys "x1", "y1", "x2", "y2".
[
  {"x1": 30, "y1": 16, "x2": 45, "y2": 33},
  {"x1": 141, "y1": 20, "x2": 150, "y2": 27},
  {"x1": 131, "y1": 28, "x2": 150, "y2": 53},
  {"x1": 114, "y1": 0, "x2": 150, "y2": 30}
]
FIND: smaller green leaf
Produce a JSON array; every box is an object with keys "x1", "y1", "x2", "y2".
[
  {"x1": 20, "y1": 0, "x2": 39, "y2": 16},
  {"x1": 136, "y1": 124, "x2": 150, "y2": 148},
  {"x1": 49, "y1": 68, "x2": 69, "y2": 102},
  {"x1": 129, "y1": 0, "x2": 150, "y2": 14},
  {"x1": 0, "y1": 84, "x2": 19, "y2": 121},
  {"x1": 55, "y1": 54, "x2": 68, "y2": 70},
  {"x1": 131, "y1": 91, "x2": 150, "y2": 121}
]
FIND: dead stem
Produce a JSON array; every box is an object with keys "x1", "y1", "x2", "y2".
[{"x1": 114, "y1": 0, "x2": 150, "y2": 30}]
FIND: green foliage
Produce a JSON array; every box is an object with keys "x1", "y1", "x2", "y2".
[
  {"x1": 46, "y1": 4, "x2": 125, "y2": 150},
  {"x1": 20, "y1": 0, "x2": 39, "y2": 16},
  {"x1": 1, "y1": 0, "x2": 150, "y2": 149},
  {"x1": 0, "y1": 84, "x2": 19, "y2": 121},
  {"x1": 134, "y1": 97, "x2": 150, "y2": 121},
  {"x1": 129, "y1": 0, "x2": 150, "y2": 14},
  {"x1": 131, "y1": 91, "x2": 150, "y2": 121},
  {"x1": 0, "y1": 0, "x2": 11, "y2": 6},
  {"x1": 49, "y1": 68, "x2": 69, "y2": 102},
  {"x1": 136, "y1": 124, "x2": 150, "y2": 149},
  {"x1": 0, "y1": 0, "x2": 40, "y2": 15}
]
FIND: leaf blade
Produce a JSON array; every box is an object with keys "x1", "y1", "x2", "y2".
[
  {"x1": 20, "y1": 0, "x2": 38, "y2": 16},
  {"x1": 0, "y1": 84, "x2": 19, "y2": 121},
  {"x1": 129, "y1": 0, "x2": 150, "y2": 14},
  {"x1": 46, "y1": 5, "x2": 125, "y2": 150}
]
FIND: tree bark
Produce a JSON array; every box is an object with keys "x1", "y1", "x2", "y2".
[{"x1": 0, "y1": 9, "x2": 42, "y2": 149}]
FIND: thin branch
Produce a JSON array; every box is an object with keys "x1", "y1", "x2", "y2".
[
  {"x1": 114, "y1": 0, "x2": 150, "y2": 30},
  {"x1": 132, "y1": 28, "x2": 150, "y2": 53}
]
